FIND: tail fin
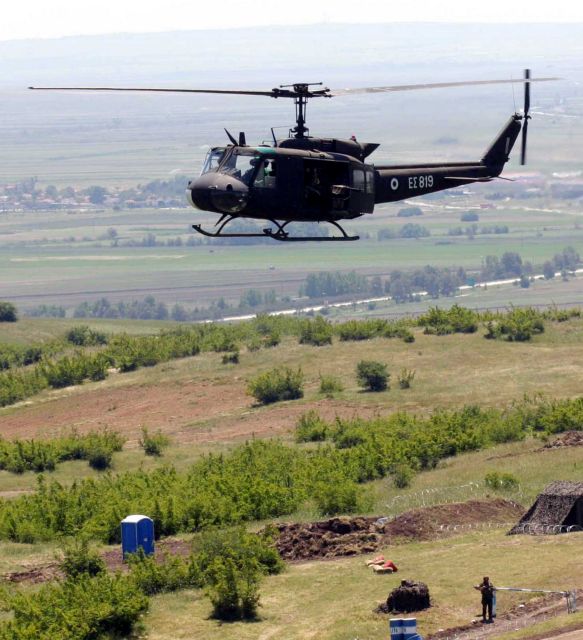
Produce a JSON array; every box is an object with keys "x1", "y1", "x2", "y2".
[{"x1": 481, "y1": 115, "x2": 522, "y2": 174}]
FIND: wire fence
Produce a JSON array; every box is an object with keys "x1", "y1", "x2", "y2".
[{"x1": 383, "y1": 481, "x2": 530, "y2": 516}]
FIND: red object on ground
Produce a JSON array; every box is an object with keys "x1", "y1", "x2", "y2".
[{"x1": 383, "y1": 560, "x2": 398, "y2": 571}]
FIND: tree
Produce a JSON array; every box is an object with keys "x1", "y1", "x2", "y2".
[
  {"x1": 399, "y1": 223, "x2": 430, "y2": 238},
  {"x1": 87, "y1": 186, "x2": 107, "y2": 205},
  {"x1": 0, "y1": 302, "x2": 18, "y2": 322},
  {"x1": 356, "y1": 360, "x2": 389, "y2": 392},
  {"x1": 543, "y1": 261, "x2": 556, "y2": 280},
  {"x1": 397, "y1": 206, "x2": 423, "y2": 217},
  {"x1": 460, "y1": 211, "x2": 479, "y2": 222},
  {"x1": 500, "y1": 252, "x2": 523, "y2": 277}
]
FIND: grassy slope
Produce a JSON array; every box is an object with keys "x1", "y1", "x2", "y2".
[
  {"x1": 0, "y1": 317, "x2": 582, "y2": 638},
  {"x1": 144, "y1": 531, "x2": 583, "y2": 640}
]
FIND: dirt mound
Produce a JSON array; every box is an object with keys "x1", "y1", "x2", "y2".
[
  {"x1": 380, "y1": 580, "x2": 431, "y2": 613},
  {"x1": 275, "y1": 516, "x2": 384, "y2": 561},
  {"x1": 542, "y1": 431, "x2": 583, "y2": 449},
  {"x1": 385, "y1": 498, "x2": 524, "y2": 541},
  {"x1": 274, "y1": 499, "x2": 524, "y2": 561}
]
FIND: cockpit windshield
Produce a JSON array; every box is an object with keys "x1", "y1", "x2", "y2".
[
  {"x1": 201, "y1": 148, "x2": 226, "y2": 175},
  {"x1": 219, "y1": 152, "x2": 263, "y2": 186}
]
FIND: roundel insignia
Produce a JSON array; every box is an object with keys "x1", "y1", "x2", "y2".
[{"x1": 390, "y1": 178, "x2": 399, "y2": 191}]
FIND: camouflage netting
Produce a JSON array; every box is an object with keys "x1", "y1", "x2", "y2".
[
  {"x1": 384, "y1": 580, "x2": 431, "y2": 613},
  {"x1": 509, "y1": 481, "x2": 583, "y2": 535}
]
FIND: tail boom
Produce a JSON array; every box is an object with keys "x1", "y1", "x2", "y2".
[{"x1": 374, "y1": 114, "x2": 522, "y2": 204}]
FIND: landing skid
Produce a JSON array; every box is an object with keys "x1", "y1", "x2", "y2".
[{"x1": 192, "y1": 217, "x2": 359, "y2": 242}]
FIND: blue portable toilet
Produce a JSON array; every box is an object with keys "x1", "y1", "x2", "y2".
[
  {"x1": 121, "y1": 514, "x2": 155, "y2": 559},
  {"x1": 390, "y1": 618, "x2": 403, "y2": 640}
]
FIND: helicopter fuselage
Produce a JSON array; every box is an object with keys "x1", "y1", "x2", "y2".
[{"x1": 187, "y1": 114, "x2": 522, "y2": 233}]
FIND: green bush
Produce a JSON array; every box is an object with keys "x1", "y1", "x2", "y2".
[
  {"x1": 418, "y1": 305, "x2": 479, "y2": 335},
  {"x1": 87, "y1": 446, "x2": 113, "y2": 470},
  {"x1": 59, "y1": 537, "x2": 106, "y2": 578},
  {"x1": 221, "y1": 351, "x2": 240, "y2": 364},
  {"x1": 299, "y1": 316, "x2": 333, "y2": 346},
  {"x1": 484, "y1": 471, "x2": 519, "y2": 491},
  {"x1": 247, "y1": 366, "x2": 304, "y2": 404},
  {"x1": 0, "y1": 573, "x2": 148, "y2": 639},
  {"x1": 398, "y1": 368, "x2": 416, "y2": 389},
  {"x1": 65, "y1": 325, "x2": 108, "y2": 346},
  {"x1": 393, "y1": 463, "x2": 414, "y2": 488},
  {"x1": 484, "y1": 307, "x2": 545, "y2": 342},
  {"x1": 319, "y1": 373, "x2": 344, "y2": 396},
  {"x1": 128, "y1": 549, "x2": 202, "y2": 595},
  {"x1": 0, "y1": 301, "x2": 18, "y2": 322},
  {"x1": 0, "y1": 428, "x2": 125, "y2": 474},
  {"x1": 139, "y1": 427, "x2": 171, "y2": 457},
  {"x1": 205, "y1": 555, "x2": 261, "y2": 620},
  {"x1": 295, "y1": 410, "x2": 329, "y2": 442},
  {"x1": 356, "y1": 360, "x2": 389, "y2": 392},
  {"x1": 313, "y1": 478, "x2": 371, "y2": 516}
]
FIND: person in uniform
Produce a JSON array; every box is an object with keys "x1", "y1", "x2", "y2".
[{"x1": 474, "y1": 576, "x2": 495, "y2": 623}]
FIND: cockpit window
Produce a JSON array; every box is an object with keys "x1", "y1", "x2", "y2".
[
  {"x1": 220, "y1": 153, "x2": 262, "y2": 186},
  {"x1": 201, "y1": 148, "x2": 225, "y2": 175}
]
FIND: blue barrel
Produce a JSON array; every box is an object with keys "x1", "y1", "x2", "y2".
[
  {"x1": 390, "y1": 618, "x2": 403, "y2": 640},
  {"x1": 402, "y1": 618, "x2": 418, "y2": 640},
  {"x1": 121, "y1": 514, "x2": 155, "y2": 558}
]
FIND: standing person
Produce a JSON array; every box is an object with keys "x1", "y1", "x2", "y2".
[{"x1": 474, "y1": 576, "x2": 495, "y2": 623}]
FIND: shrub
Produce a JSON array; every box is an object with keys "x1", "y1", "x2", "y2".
[
  {"x1": 59, "y1": 537, "x2": 106, "y2": 578},
  {"x1": 356, "y1": 360, "x2": 389, "y2": 392},
  {"x1": 313, "y1": 478, "x2": 371, "y2": 516},
  {"x1": 484, "y1": 471, "x2": 519, "y2": 491},
  {"x1": 139, "y1": 427, "x2": 171, "y2": 457},
  {"x1": 418, "y1": 305, "x2": 478, "y2": 335},
  {"x1": 205, "y1": 555, "x2": 261, "y2": 620},
  {"x1": 193, "y1": 526, "x2": 283, "y2": 621},
  {"x1": 0, "y1": 301, "x2": 18, "y2": 322},
  {"x1": 247, "y1": 367, "x2": 304, "y2": 404},
  {"x1": 295, "y1": 410, "x2": 329, "y2": 442},
  {"x1": 484, "y1": 307, "x2": 545, "y2": 342},
  {"x1": 87, "y1": 446, "x2": 113, "y2": 470},
  {"x1": 398, "y1": 368, "x2": 416, "y2": 389},
  {"x1": 0, "y1": 573, "x2": 148, "y2": 638},
  {"x1": 319, "y1": 374, "x2": 344, "y2": 397},
  {"x1": 222, "y1": 351, "x2": 240, "y2": 364},
  {"x1": 65, "y1": 325, "x2": 108, "y2": 346},
  {"x1": 262, "y1": 329, "x2": 281, "y2": 348},
  {"x1": 299, "y1": 316, "x2": 333, "y2": 346},
  {"x1": 393, "y1": 463, "x2": 414, "y2": 488},
  {"x1": 128, "y1": 548, "x2": 201, "y2": 595}
]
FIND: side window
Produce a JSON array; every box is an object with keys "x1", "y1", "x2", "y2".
[
  {"x1": 352, "y1": 168, "x2": 365, "y2": 192},
  {"x1": 254, "y1": 160, "x2": 277, "y2": 189}
]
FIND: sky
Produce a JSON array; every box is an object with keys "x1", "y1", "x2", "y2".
[{"x1": 2, "y1": 0, "x2": 583, "y2": 41}]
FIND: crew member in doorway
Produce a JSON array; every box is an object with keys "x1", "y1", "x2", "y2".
[{"x1": 474, "y1": 576, "x2": 495, "y2": 623}]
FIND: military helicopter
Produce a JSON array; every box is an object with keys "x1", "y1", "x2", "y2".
[{"x1": 30, "y1": 70, "x2": 555, "y2": 242}]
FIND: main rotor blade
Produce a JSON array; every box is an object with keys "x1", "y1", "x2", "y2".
[
  {"x1": 330, "y1": 76, "x2": 558, "y2": 96},
  {"x1": 28, "y1": 86, "x2": 277, "y2": 96}
]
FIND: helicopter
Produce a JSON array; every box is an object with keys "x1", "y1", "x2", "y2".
[{"x1": 30, "y1": 70, "x2": 556, "y2": 242}]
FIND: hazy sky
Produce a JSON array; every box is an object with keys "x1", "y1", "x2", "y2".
[{"x1": 3, "y1": 0, "x2": 583, "y2": 41}]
